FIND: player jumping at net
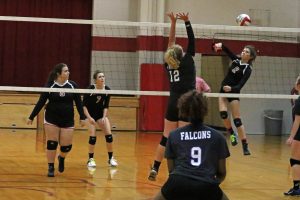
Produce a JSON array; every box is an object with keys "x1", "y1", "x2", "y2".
[
  {"x1": 148, "y1": 12, "x2": 196, "y2": 181},
  {"x1": 153, "y1": 90, "x2": 230, "y2": 200},
  {"x1": 284, "y1": 75, "x2": 300, "y2": 196},
  {"x1": 27, "y1": 63, "x2": 86, "y2": 177},
  {"x1": 213, "y1": 42, "x2": 256, "y2": 155},
  {"x1": 82, "y1": 70, "x2": 118, "y2": 170}
]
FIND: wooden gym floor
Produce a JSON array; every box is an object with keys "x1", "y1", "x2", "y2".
[{"x1": 0, "y1": 129, "x2": 294, "y2": 200}]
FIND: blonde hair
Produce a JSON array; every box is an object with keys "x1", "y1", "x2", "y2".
[{"x1": 164, "y1": 45, "x2": 183, "y2": 69}]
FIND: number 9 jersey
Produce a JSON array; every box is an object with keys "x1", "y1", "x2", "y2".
[{"x1": 165, "y1": 123, "x2": 230, "y2": 185}]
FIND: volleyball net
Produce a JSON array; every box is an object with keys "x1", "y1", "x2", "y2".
[
  {"x1": 0, "y1": 16, "x2": 298, "y2": 98},
  {"x1": 0, "y1": 16, "x2": 299, "y2": 133}
]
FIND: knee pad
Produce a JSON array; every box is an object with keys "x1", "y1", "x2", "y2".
[
  {"x1": 233, "y1": 118, "x2": 242, "y2": 127},
  {"x1": 160, "y1": 136, "x2": 168, "y2": 147},
  {"x1": 47, "y1": 140, "x2": 58, "y2": 150},
  {"x1": 89, "y1": 136, "x2": 97, "y2": 145},
  {"x1": 60, "y1": 145, "x2": 72, "y2": 153},
  {"x1": 290, "y1": 158, "x2": 300, "y2": 167},
  {"x1": 105, "y1": 135, "x2": 113, "y2": 143},
  {"x1": 220, "y1": 111, "x2": 228, "y2": 119}
]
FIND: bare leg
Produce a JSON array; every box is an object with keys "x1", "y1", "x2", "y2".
[
  {"x1": 149, "y1": 119, "x2": 178, "y2": 181},
  {"x1": 230, "y1": 100, "x2": 247, "y2": 140},
  {"x1": 218, "y1": 97, "x2": 232, "y2": 129},
  {"x1": 57, "y1": 128, "x2": 74, "y2": 172},
  {"x1": 44, "y1": 124, "x2": 60, "y2": 164},
  {"x1": 98, "y1": 117, "x2": 113, "y2": 153},
  {"x1": 154, "y1": 119, "x2": 178, "y2": 162},
  {"x1": 87, "y1": 121, "x2": 97, "y2": 155}
]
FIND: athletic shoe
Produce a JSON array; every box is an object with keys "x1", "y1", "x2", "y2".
[
  {"x1": 284, "y1": 188, "x2": 300, "y2": 196},
  {"x1": 58, "y1": 155, "x2": 65, "y2": 173},
  {"x1": 108, "y1": 157, "x2": 118, "y2": 167},
  {"x1": 48, "y1": 166, "x2": 55, "y2": 177},
  {"x1": 230, "y1": 133, "x2": 238, "y2": 146},
  {"x1": 87, "y1": 158, "x2": 97, "y2": 167},
  {"x1": 242, "y1": 143, "x2": 251, "y2": 155},
  {"x1": 87, "y1": 166, "x2": 96, "y2": 175},
  {"x1": 148, "y1": 168, "x2": 158, "y2": 181},
  {"x1": 108, "y1": 168, "x2": 118, "y2": 180}
]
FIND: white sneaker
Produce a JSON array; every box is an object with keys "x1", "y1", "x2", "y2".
[
  {"x1": 108, "y1": 168, "x2": 118, "y2": 179},
  {"x1": 87, "y1": 166, "x2": 96, "y2": 175},
  {"x1": 108, "y1": 157, "x2": 118, "y2": 167},
  {"x1": 87, "y1": 158, "x2": 96, "y2": 167},
  {"x1": 148, "y1": 168, "x2": 158, "y2": 181}
]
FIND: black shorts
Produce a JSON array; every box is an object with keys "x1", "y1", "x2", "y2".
[
  {"x1": 165, "y1": 93, "x2": 188, "y2": 122},
  {"x1": 91, "y1": 114, "x2": 104, "y2": 121},
  {"x1": 45, "y1": 112, "x2": 74, "y2": 128},
  {"x1": 220, "y1": 87, "x2": 240, "y2": 102},
  {"x1": 161, "y1": 174, "x2": 224, "y2": 200}
]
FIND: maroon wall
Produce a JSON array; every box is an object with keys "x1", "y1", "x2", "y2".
[
  {"x1": 139, "y1": 64, "x2": 169, "y2": 131},
  {"x1": 0, "y1": 0, "x2": 93, "y2": 87}
]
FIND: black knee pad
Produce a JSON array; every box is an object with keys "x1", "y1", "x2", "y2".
[
  {"x1": 160, "y1": 136, "x2": 168, "y2": 147},
  {"x1": 290, "y1": 158, "x2": 300, "y2": 167},
  {"x1": 47, "y1": 140, "x2": 58, "y2": 150},
  {"x1": 60, "y1": 145, "x2": 72, "y2": 153},
  {"x1": 220, "y1": 111, "x2": 228, "y2": 119},
  {"x1": 89, "y1": 136, "x2": 97, "y2": 145},
  {"x1": 233, "y1": 118, "x2": 242, "y2": 127},
  {"x1": 105, "y1": 135, "x2": 113, "y2": 143}
]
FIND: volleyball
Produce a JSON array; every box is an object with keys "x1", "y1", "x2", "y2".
[{"x1": 236, "y1": 14, "x2": 251, "y2": 26}]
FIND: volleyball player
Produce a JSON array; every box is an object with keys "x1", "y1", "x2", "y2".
[
  {"x1": 284, "y1": 76, "x2": 300, "y2": 196},
  {"x1": 213, "y1": 42, "x2": 256, "y2": 155},
  {"x1": 153, "y1": 90, "x2": 230, "y2": 200},
  {"x1": 82, "y1": 70, "x2": 118, "y2": 169},
  {"x1": 148, "y1": 12, "x2": 196, "y2": 181},
  {"x1": 196, "y1": 76, "x2": 211, "y2": 93},
  {"x1": 291, "y1": 85, "x2": 299, "y2": 121},
  {"x1": 27, "y1": 63, "x2": 86, "y2": 177}
]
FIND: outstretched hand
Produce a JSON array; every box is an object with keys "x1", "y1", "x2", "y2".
[
  {"x1": 167, "y1": 12, "x2": 177, "y2": 22},
  {"x1": 176, "y1": 12, "x2": 189, "y2": 22}
]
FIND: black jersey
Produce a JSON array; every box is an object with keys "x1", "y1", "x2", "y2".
[
  {"x1": 293, "y1": 97, "x2": 300, "y2": 121},
  {"x1": 293, "y1": 97, "x2": 300, "y2": 140},
  {"x1": 82, "y1": 85, "x2": 111, "y2": 120},
  {"x1": 29, "y1": 80, "x2": 86, "y2": 127},
  {"x1": 221, "y1": 45, "x2": 252, "y2": 93},
  {"x1": 165, "y1": 124, "x2": 230, "y2": 185},
  {"x1": 165, "y1": 21, "x2": 196, "y2": 94}
]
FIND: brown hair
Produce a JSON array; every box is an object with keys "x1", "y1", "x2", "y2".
[
  {"x1": 93, "y1": 70, "x2": 102, "y2": 80},
  {"x1": 245, "y1": 45, "x2": 257, "y2": 65},
  {"x1": 47, "y1": 63, "x2": 67, "y2": 83},
  {"x1": 178, "y1": 90, "x2": 208, "y2": 125}
]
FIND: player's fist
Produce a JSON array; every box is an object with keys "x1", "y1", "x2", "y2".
[{"x1": 212, "y1": 43, "x2": 222, "y2": 52}]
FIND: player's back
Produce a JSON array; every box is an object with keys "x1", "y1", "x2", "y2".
[{"x1": 166, "y1": 124, "x2": 229, "y2": 184}]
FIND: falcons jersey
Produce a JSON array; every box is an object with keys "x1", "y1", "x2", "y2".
[{"x1": 165, "y1": 123, "x2": 230, "y2": 185}]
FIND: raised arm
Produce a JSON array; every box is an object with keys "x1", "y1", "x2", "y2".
[
  {"x1": 177, "y1": 12, "x2": 195, "y2": 56},
  {"x1": 213, "y1": 43, "x2": 239, "y2": 61},
  {"x1": 167, "y1": 12, "x2": 177, "y2": 48},
  {"x1": 222, "y1": 45, "x2": 239, "y2": 60}
]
